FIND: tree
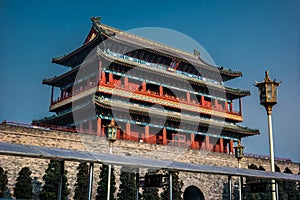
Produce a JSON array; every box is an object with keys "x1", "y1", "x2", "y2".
[
  {"x1": 259, "y1": 165, "x2": 271, "y2": 200},
  {"x1": 40, "y1": 160, "x2": 69, "y2": 200},
  {"x1": 96, "y1": 164, "x2": 116, "y2": 200},
  {"x1": 244, "y1": 164, "x2": 270, "y2": 200},
  {"x1": 74, "y1": 162, "x2": 89, "y2": 200},
  {"x1": 161, "y1": 171, "x2": 183, "y2": 200},
  {"x1": 244, "y1": 164, "x2": 261, "y2": 200},
  {"x1": 117, "y1": 166, "x2": 137, "y2": 200},
  {"x1": 282, "y1": 167, "x2": 298, "y2": 200},
  {"x1": 0, "y1": 166, "x2": 8, "y2": 198},
  {"x1": 31, "y1": 177, "x2": 42, "y2": 200},
  {"x1": 142, "y1": 170, "x2": 160, "y2": 200},
  {"x1": 14, "y1": 167, "x2": 33, "y2": 199}
]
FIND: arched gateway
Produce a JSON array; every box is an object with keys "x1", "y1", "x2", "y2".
[{"x1": 183, "y1": 185, "x2": 205, "y2": 200}]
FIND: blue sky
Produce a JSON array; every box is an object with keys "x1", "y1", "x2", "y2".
[{"x1": 0, "y1": 0, "x2": 299, "y2": 162}]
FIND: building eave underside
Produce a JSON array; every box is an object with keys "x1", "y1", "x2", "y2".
[
  {"x1": 100, "y1": 53, "x2": 250, "y2": 99},
  {"x1": 48, "y1": 52, "x2": 250, "y2": 100},
  {"x1": 94, "y1": 100, "x2": 259, "y2": 137},
  {"x1": 35, "y1": 100, "x2": 259, "y2": 137},
  {"x1": 42, "y1": 67, "x2": 79, "y2": 87},
  {"x1": 32, "y1": 112, "x2": 74, "y2": 127},
  {"x1": 34, "y1": 112, "x2": 258, "y2": 139}
]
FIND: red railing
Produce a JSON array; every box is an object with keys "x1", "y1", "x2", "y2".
[
  {"x1": 50, "y1": 77, "x2": 241, "y2": 117},
  {"x1": 100, "y1": 81, "x2": 242, "y2": 116},
  {"x1": 51, "y1": 81, "x2": 98, "y2": 105}
]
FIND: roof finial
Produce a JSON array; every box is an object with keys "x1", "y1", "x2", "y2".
[
  {"x1": 91, "y1": 16, "x2": 101, "y2": 24},
  {"x1": 264, "y1": 70, "x2": 271, "y2": 82},
  {"x1": 193, "y1": 49, "x2": 201, "y2": 59},
  {"x1": 265, "y1": 70, "x2": 269, "y2": 78}
]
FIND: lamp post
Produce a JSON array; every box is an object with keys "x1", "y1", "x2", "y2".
[
  {"x1": 104, "y1": 118, "x2": 119, "y2": 200},
  {"x1": 234, "y1": 140, "x2": 244, "y2": 200},
  {"x1": 255, "y1": 71, "x2": 281, "y2": 200}
]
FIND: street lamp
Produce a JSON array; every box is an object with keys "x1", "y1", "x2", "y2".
[
  {"x1": 234, "y1": 140, "x2": 244, "y2": 200},
  {"x1": 104, "y1": 118, "x2": 120, "y2": 200},
  {"x1": 234, "y1": 140, "x2": 244, "y2": 161},
  {"x1": 255, "y1": 71, "x2": 281, "y2": 200},
  {"x1": 106, "y1": 118, "x2": 119, "y2": 142}
]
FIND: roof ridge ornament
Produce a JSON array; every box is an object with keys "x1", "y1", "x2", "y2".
[
  {"x1": 264, "y1": 70, "x2": 271, "y2": 82},
  {"x1": 91, "y1": 17, "x2": 116, "y2": 37},
  {"x1": 91, "y1": 16, "x2": 101, "y2": 24},
  {"x1": 193, "y1": 49, "x2": 201, "y2": 60}
]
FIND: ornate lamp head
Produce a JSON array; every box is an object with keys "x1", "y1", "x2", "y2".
[
  {"x1": 255, "y1": 71, "x2": 281, "y2": 115},
  {"x1": 234, "y1": 140, "x2": 245, "y2": 161},
  {"x1": 105, "y1": 118, "x2": 120, "y2": 142}
]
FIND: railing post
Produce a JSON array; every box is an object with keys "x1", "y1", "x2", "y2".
[
  {"x1": 58, "y1": 160, "x2": 64, "y2": 200},
  {"x1": 169, "y1": 172, "x2": 173, "y2": 200},
  {"x1": 228, "y1": 175, "x2": 232, "y2": 200},
  {"x1": 136, "y1": 170, "x2": 139, "y2": 200},
  {"x1": 88, "y1": 163, "x2": 94, "y2": 200},
  {"x1": 205, "y1": 136, "x2": 210, "y2": 150}
]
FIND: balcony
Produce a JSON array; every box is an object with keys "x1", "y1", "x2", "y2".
[{"x1": 99, "y1": 79, "x2": 242, "y2": 118}]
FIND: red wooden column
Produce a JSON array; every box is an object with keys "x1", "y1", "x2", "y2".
[
  {"x1": 205, "y1": 135, "x2": 210, "y2": 151},
  {"x1": 126, "y1": 122, "x2": 131, "y2": 140},
  {"x1": 101, "y1": 71, "x2": 106, "y2": 83},
  {"x1": 142, "y1": 81, "x2": 146, "y2": 91},
  {"x1": 190, "y1": 133, "x2": 195, "y2": 150},
  {"x1": 229, "y1": 101, "x2": 233, "y2": 112},
  {"x1": 159, "y1": 85, "x2": 163, "y2": 96},
  {"x1": 101, "y1": 126, "x2": 105, "y2": 137},
  {"x1": 124, "y1": 77, "x2": 128, "y2": 87},
  {"x1": 201, "y1": 96, "x2": 205, "y2": 106},
  {"x1": 225, "y1": 102, "x2": 228, "y2": 112},
  {"x1": 229, "y1": 140, "x2": 234, "y2": 154},
  {"x1": 214, "y1": 99, "x2": 218, "y2": 108},
  {"x1": 144, "y1": 126, "x2": 149, "y2": 143},
  {"x1": 186, "y1": 92, "x2": 190, "y2": 103},
  {"x1": 219, "y1": 138, "x2": 224, "y2": 153},
  {"x1": 215, "y1": 143, "x2": 220, "y2": 152},
  {"x1": 109, "y1": 73, "x2": 113, "y2": 84},
  {"x1": 97, "y1": 118, "x2": 101, "y2": 136},
  {"x1": 162, "y1": 128, "x2": 167, "y2": 145}
]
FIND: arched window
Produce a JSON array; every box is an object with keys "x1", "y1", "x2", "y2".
[{"x1": 183, "y1": 185, "x2": 205, "y2": 200}]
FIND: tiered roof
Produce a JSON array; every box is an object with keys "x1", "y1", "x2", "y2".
[{"x1": 52, "y1": 17, "x2": 242, "y2": 82}]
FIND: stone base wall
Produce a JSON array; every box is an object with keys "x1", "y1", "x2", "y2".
[{"x1": 0, "y1": 124, "x2": 299, "y2": 199}]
